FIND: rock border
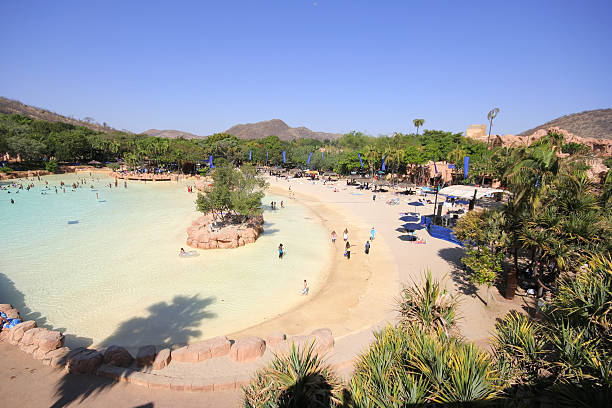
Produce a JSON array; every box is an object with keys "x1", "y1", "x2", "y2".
[{"x1": 0, "y1": 303, "x2": 336, "y2": 393}]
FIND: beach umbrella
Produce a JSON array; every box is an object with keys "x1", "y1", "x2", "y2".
[
  {"x1": 463, "y1": 156, "x2": 470, "y2": 179},
  {"x1": 358, "y1": 153, "x2": 364, "y2": 168},
  {"x1": 307, "y1": 152, "x2": 312, "y2": 165}
]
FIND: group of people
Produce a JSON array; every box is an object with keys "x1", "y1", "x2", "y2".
[
  {"x1": 270, "y1": 201, "x2": 284, "y2": 209},
  {"x1": 330, "y1": 226, "x2": 375, "y2": 259}
]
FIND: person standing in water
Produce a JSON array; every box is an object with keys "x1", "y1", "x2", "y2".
[
  {"x1": 278, "y1": 243, "x2": 284, "y2": 259},
  {"x1": 281, "y1": 200, "x2": 284, "y2": 208},
  {"x1": 301, "y1": 280, "x2": 309, "y2": 295},
  {"x1": 365, "y1": 240, "x2": 370, "y2": 254}
]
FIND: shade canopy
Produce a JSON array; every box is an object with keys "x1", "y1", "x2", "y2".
[{"x1": 438, "y1": 185, "x2": 511, "y2": 200}]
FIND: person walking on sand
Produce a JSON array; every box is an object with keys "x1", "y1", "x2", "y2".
[
  {"x1": 331, "y1": 230, "x2": 337, "y2": 243},
  {"x1": 365, "y1": 240, "x2": 370, "y2": 254},
  {"x1": 370, "y1": 227, "x2": 376, "y2": 241},
  {"x1": 281, "y1": 200, "x2": 284, "y2": 208},
  {"x1": 345, "y1": 241, "x2": 351, "y2": 259},
  {"x1": 301, "y1": 280, "x2": 309, "y2": 295},
  {"x1": 373, "y1": 192, "x2": 376, "y2": 202},
  {"x1": 278, "y1": 243, "x2": 284, "y2": 259},
  {"x1": 343, "y1": 228, "x2": 348, "y2": 242}
]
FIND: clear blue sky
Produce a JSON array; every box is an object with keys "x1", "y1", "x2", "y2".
[{"x1": 1, "y1": 0, "x2": 611, "y2": 136}]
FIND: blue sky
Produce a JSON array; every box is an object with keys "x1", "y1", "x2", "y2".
[{"x1": 1, "y1": 0, "x2": 611, "y2": 136}]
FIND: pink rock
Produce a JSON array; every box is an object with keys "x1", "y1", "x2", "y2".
[
  {"x1": 266, "y1": 333, "x2": 286, "y2": 348},
  {"x1": 0, "y1": 304, "x2": 12, "y2": 312},
  {"x1": 229, "y1": 337, "x2": 266, "y2": 363},
  {"x1": 37, "y1": 330, "x2": 64, "y2": 353},
  {"x1": 9, "y1": 320, "x2": 36, "y2": 344},
  {"x1": 136, "y1": 345, "x2": 156, "y2": 367},
  {"x1": 5, "y1": 309, "x2": 20, "y2": 319},
  {"x1": 172, "y1": 345, "x2": 199, "y2": 363},
  {"x1": 310, "y1": 328, "x2": 334, "y2": 352},
  {"x1": 21, "y1": 327, "x2": 45, "y2": 346},
  {"x1": 67, "y1": 348, "x2": 103, "y2": 374},
  {"x1": 152, "y1": 348, "x2": 171, "y2": 370},
  {"x1": 33, "y1": 348, "x2": 48, "y2": 360},
  {"x1": 45, "y1": 347, "x2": 71, "y2": 368},
  {"x1": 104, "y1": 345, "x2": 134, "y2": 367},
  {"x1": 20, "y1": 343, "x2": 38, "y2": 354}
]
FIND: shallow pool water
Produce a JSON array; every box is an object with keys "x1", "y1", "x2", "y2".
[{"x1": 0, "y1": 174, "x2": 329, "y2": 348}]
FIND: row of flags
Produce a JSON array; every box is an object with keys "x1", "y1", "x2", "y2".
[{"x1": 208, "y1": 151, "x2": 472, "y2": 179}]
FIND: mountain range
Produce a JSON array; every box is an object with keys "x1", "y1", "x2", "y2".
[{"x1": 519, "y1": 109, "x2": 612, "y2": 140}]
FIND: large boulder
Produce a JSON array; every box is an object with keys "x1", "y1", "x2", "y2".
[
  {"x1": 9, "y1": 320, "x2": 36, "y2": 344},
  {"x1": 20, "y1": 327, "x2": 45, "y2": 346},
  {"x1": 229, "y1": 337, "x2": 266, "y2": 363},
  {"x1": 37, "y1": 330, "x2": 64, "y2": 353},
  {"x1": 172, "y1": 336, "x2": 231, "y2": 363},
  {"x1": 67, "y1": 348, "x2": 103, "y2": 374},
  {"x1": 152, "y1": 348, "x2": 171, "y2": 370},
  {"x1": 4, "y1": 309, "x2": 20, "y2": 319},
  {"x1": 266, "y1": 333, "x2": 286, "y2": 348},
  {"x1": 43, "y1": 347, "x2": 71, "y2": 368},
  {"x1": 104, "y1": 345, "x2": 134, "y2": 367},
  {"x1": 136, "y1": 345, "x2": 156, "y2": 368}
]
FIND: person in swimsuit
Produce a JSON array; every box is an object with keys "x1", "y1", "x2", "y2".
[
  {"x1": 345, "y1": 241, "x2": 351, "y2": 259},
  {"x1": 180, "y1": 248, "x2": 185, "y2": 255},
  {"x1": 331, "y1": 230, "x2": 337, "y2": 243},
  {"x1": 370, "y1": 227, "x2": 376, "y2": 241},
  {"x1": 301, "y1": 280, "x2": 309, "y2": 295},
  {"x1": 343, "y1": 228, "x2": 349, "y2": 242},
  {"x1": 278, "y1": 243, "x2": 284, "y2": 259}
]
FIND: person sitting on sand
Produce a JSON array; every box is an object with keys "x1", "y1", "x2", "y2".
[
  {"x1": 180, "y1": 248, "x2": 185, "y2": 255},
  {"x1": 301, "y1": 280, "x2": 309, "y2": 295}
]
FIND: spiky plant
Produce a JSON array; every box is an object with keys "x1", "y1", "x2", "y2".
[
  {"x1": 397, "y1": 270, "x2": 459, "y2": 335},
  {"x1": 243, "y1": 342, "x2": 344, "y2": 408},
  {"x1": 350, "y1": 325, "x2": 499, "y2": 407},
  {"x1": 492, "y1": 312, "x2": 546, "y2": 384}
]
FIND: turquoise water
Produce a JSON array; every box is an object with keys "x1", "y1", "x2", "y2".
[{"x1": 0, "y1": 173, "x2": 329, "y2": 348}]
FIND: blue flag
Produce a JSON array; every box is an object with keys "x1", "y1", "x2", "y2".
[
  {"x1": 282, "y1": 150, "x2": 286, "y2": 163},
  {"x1": 358, "y1": 153, "x2": 363, "y2": 168},
  {"x1": 266, "y1": 151, "x2": 269, "y2": 161},
  {"x1": 249, "y1": 150, "x2": 252, "y2": 161},
  {"x1": 463, "y1": 156, "x2": 470, "y2": 179},
  {"x1": 433, "y1": 155, "x2": 438, "y2": 174},
  {"x1": 209, "y1": 155, "x2": 214, "y2": 168},
  {"x1": 307, "y1": 152, "x2": 312, "y2": 165},
  {"x1": 321, "y1": 151, "x2": 324, "y2": 160},
  {"x1": 381, "y1": 156, "x2": 386, "y2": 171}
]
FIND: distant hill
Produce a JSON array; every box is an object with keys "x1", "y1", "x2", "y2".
[
  {"x1": 0, "y1": 96, "x2": 115, "y2": 133},
  {"x1": 519, "y1": 109, "x2": 612, "y2": 140},
  {"x1": 224, "y1": 119, "x2": 342, "y2": 141},
  {"x1": 143, "y1": 129, "x2": 202, "y2": 139}
]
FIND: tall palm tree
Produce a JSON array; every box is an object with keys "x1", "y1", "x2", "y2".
[
  {"x1": 413, "y1": 118, "x2": 425, "y2": 136},
  {"x1": 481, "y1": 108, "x2": 500, "y2": 185}
]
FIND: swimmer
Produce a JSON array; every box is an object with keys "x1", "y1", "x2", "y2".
[
  {"x1": 96, "y1": 193, "x2": 99, "y2": 199},
  {"x1": 10, "y1": 198, "x2": 14, "y2": 204},
  {"x1": 278, "y1": 243, "x2": 284, "y2": 259}
]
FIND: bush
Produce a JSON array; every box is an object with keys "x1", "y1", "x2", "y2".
[
  {"x1": 0, "y1": 166, "x2": 14, "y2": 173},
  {"x1": 107, "y1": 162, "x2": 120, "y2": 170},
  {"x1": 350, "y1": 325, "x2": 500, "y2": 406},
  {"x1": 243, "y1": 343, "x2": 344, "y2": 408},
  {"x1": 45, "y1": 159, "x2": 58, "y2": 173},
  {"x1": 397, "y1": 270, "x2": 459, "y2": 335}
]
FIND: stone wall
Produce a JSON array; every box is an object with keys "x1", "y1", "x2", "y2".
[
  {"x1": 0, "y1": 302, "x2": 335, "y2": 393},
  {"x1": 186, "y1": 214, "x2": 264, "y2": 249}
]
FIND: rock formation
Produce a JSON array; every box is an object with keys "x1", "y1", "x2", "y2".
[{"x1": 186, "y1": 214, "x2": 264, "y2": 249}]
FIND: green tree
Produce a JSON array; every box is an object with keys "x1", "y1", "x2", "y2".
[{"x1": 413, "y1": 118, "x2": 425, "y2": 136}]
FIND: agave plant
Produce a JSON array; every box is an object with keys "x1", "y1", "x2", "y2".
[
  {"x1": 243, "y1": 342, "x2": 344, "y2": 408},
  {"x1": 350, "y1": 325, "x2": 499, "y2": 407},
  {"x1": 491, "y1": 312, "x2": 547, "y2": 383},
  {"x1": 397, "y1": 270, "x2": 459, "y2": 335}
]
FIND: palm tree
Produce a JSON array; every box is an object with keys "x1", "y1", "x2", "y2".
[
  {"x1": 362, "y1": 144, "x2": 379, "y2": 178},
  {"x1": 413, "y1": 118, "x2": 425, "y2": 136},
  {"x1": 481, "y1": 108, "x2": 500, "y2": 185}
]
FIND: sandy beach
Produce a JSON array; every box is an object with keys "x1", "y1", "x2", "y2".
[{"x1": 232, "y1": 176, "x2": 531, "y2": 344}]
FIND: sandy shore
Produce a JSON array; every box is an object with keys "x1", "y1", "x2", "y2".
[{"x1": 232, "y1": 177, "x2": 530, "y2": 343}]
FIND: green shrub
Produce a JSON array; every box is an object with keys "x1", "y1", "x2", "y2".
[
  {"x1": 0, "y1": 166, "x2": 14, "y2": 173},
  {"x1": 45, "y1": 159, "x2": 58, "y2": 173},
  {"x1": 243, "y1": 343, "x2": 344, "y2": 408},
  {"x1": 107, "y1": 162, "x2": 120, "y2": 170}
]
